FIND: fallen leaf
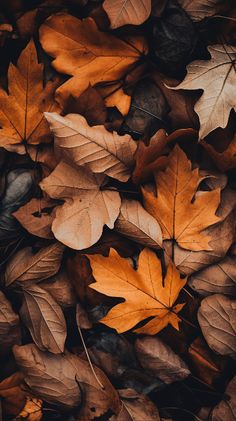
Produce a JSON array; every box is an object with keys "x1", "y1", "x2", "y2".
[
  {"x1": 13, "y1": 344, "x2": 81, "y2": 409},
  {"x1": 40, "y1": 270, "x2": 76, "y2": 308},
  {"x1": 15, "y1": 397, "x2": 42, "y2": 421},
  {"x1": 189, "y1": 256, "x2": 236, "y2": 296},
  {"x1": 40, "y1": 161, "x2": 121, "y2": 249},
  {"x1": 110, "y1": 388, "x2": 161, "y2": 421},
  {"x1": 198, "y1": 294, "x2": 236, "y2": 359},
  {"x1": 172, "y1": 45, "x2": 236, "y2": 138},
  {"x1": 211, "y1": 375, "x2": 236, "y2": 421},
  {"x1": 143, "y1": 145, "x2": 221, "y2": 251},
  {"x1": 188, "y1": 337, "x2": 224, "y2": 386},
  {"x1": 115, "y1": 199, "x2": 162, "y2": 249},
  {"x1": 178, "y1": 0, "x2": 225, "y2": 21},
  {"x1": 39, "y1": 14, "x2": 147, "y2": 115},
  {"x1": 103, "y1": 0, "x2": 151, "y2": 29},
  {"x1": 0, "y1": 291, "x2": 21, "y2": 350},
  {"x1": 135, "y1": 336, "x2": 190, "y2": 384},
  {"x1": 20, "y1": 284, "x2": 67, "y2": 354},
  {"x1": 0, "y1": 373, "x2": 26, "y2": 417},
  {"x1": 88, "y1": 247, "x2": 187, "y2": 334},
  {"x1": 5, "y1": 243, "x2": 64, "y2": 287},
  {"x1": 45, "y1": 112, "x2": 137, "y2": 182},
  {"x1": 202, "y1": 133, "x2": 236, "y2": 172},
  {"x1": 0, "y1": 39, "x2": 60, "y2": 146},
  {"x1": 63, "y1": 86, "x2": 107, "y2": 126},
  {"x1": 13, "y1": 198, "x2": 55, "y2": 240}
]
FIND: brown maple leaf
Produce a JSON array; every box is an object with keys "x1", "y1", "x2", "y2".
[
  {"x1": 39, "y1": 13, "x2": 147, "y2": 115},
  {"x1": 143, "y1": 145, "x2": 221, "y2": 251},
  {"x1": 0, "y1": 39, "x2": 60, "y2": 146},
  {"x1": 88, "y1": 247, "x2": 187, "y2": 335}
]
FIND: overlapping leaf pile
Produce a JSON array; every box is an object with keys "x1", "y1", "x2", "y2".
[{"x1": 0, "y1": 0, "x2": 235, "y2": 420}]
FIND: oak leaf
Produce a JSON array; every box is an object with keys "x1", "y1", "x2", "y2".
[
  {"x1": 173, "y1": 45, "x2": 236, "y2": 138},
  {"x1": 40, "y1": 161, "x2": 121, "y2": 249},
  {"x1": 88, "y1": 247, "x2": 187, "y2": 334},
  {"x1": 20, "y1": 284, "x2": 67, "y2": 354},
  {"x1": 103, "y1": 0, "x2": 151, "y2": 29},
  {"x1": 45, "y1": 112, "x2": 137, "y2": 182},
  {"x1": 143, "y1": 145, "x2": 221, "y2": 252},
  {"x1": 0, "y1": 39, "x2": 60, "y2": 146},
  {"x1": 39, "y1": 14, "x2": 147, "y2": 115}
]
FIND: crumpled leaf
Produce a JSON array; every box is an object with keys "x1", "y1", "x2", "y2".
[
  {"x1": 0, "y1": 372, "x2": 26, "y2": 417},
  {"x1": 39, "y1": 13, "x2": 147, "y2": 115},
  {"x1": 211, "y1": 375, "x2": 236, "y2": 421},
  {"x1": 173, "y1": 45, "x2": 236, "y2": 138},
  {"x1": 143, "y1": 145, "x2": 221, "y2": 251},
  {"x1": 20, "y1": 284, "x2": 67, "y2": 354},
  {"x1": 5, "y1": 243, "x2": 64, "y2": 287},
  {"x1": 189, "y1": 256, "x2": 236, "y2": 296},
  {"x1": 115, "y1": 199, "x2": 162, "y2": 249},
  {"x1": 88, "y1": 247, "x2": 187, "y2": 334},
  {"x1": 103, "y1": 0, "x2": 151, "y2": 29},
  {"x1": 13, "y1": 344, "x2": 81, "y2": 409},
  {"x1": 135, "y1": 336, "x2": 190, "y2": 384},
  {"x1": 45, "y1": 112, "x2": 137, "y2": 182},
  {"x1": 40, "y1": 161, "x2": 121, "y2": 250},
  {"x1": 110, "y1": 388, "x2": 161, "y2": 421},
  {"x1": 13, "y1": 198, "x2": 55, "y2": 240},
  {"x1": 0, "y1": 291, "x2": 21, "y2": 351},
  {"x1": 0, "y1": 39, "x2": 60, "y2": 146},
  {"x1": 15, "y1": 397, "x2": 43, "y2": 421},
  {"x1": 198, "y1": 294, "x2": 236, "y2": 359}
]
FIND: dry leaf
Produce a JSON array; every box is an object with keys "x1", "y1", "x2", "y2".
[
  {"x1": 0, "y1": 291, "x2": 21, "y2": 350},
  {"x1": 40, "y1": 270, "x2": 76, "y2": 308},
  {"x1": 15, "y1": 397, "x2": 42, "y2": 421},
  {"x1": 0, "y1": 39, "x2": 60, "y2": 146},
  {"x1": 135, "y1": 336, "x2": 190, "y2": 384},
  {"x1": 143, "y1": 145, "x2": 221, "y2": 251},
  {"x1": 189, "y1": 256, "x2": 236, "y2": 296},
  {"x1": 211, "y1": 375, "x2": 236, "y2": 421},
  {"x1": 0, "y1": 373, "x2": 26, "y2": 417},
  {"x1": 40, "y1": 161, "x2": 121, "y2": 249},
  {"x1": 88, "y1": 247, "x2": 187, "y2": 334},
  {"x1": 13, "y1": 344, "x2": 81, "y2": 409},
  {"x1": 202, "y1": 134, "x2": 236, "y2": 172},
  {"x1": 20, "y1": 284, "x2": 67, "y2": 354},
  {"x1": 111, "y1": 388, "x2": 161, "y2": 421},
  {"x1": 172, "y1": 45, "x2": 236, "y2": 138},
  {"x1": 179, "y1": 0, "x2": 225, "y2": 21},
  {"x1": 115, "y1": 199, "x2": 162, "y2": 249},
  {"x1": 39, "y1": 14, "x2": 147, "y2": 115},
  {"x1": 45, "y1": 112, "x2": 137, "y2": 182},
  {"x1": 5, "y1": 243, "x2": 64, "y2": 287},
  {"x1": 103, "y1": 0, "x2": 151, "y2": 29},
  {"x1": 198, "y1": 294, "x2": 236, "y2": 359},
  {"x1": 13, "y1": 198, "x2": 55, "y2": 239}
]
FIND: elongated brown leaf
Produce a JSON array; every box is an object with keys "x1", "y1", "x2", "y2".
[
  {"x1": 40, "y1": 270, "x2": 76, "y2": 308},
  {"x1": 103, "y1": 0, "x2": 151, "y2": 29},
  {"x1": 111, "y1": 389, "x2": 161, "y2": 421},
  {"x1": 20, "y1": 284, "x2": 67, "y2": 354},
  {"x1": 115, "y1": 199, "x2": 162, "y2": 249},
  {"x1": 189, "y1": 256, "x2": 236, "y2": 296},
  {"x1": 179, "y1": 0, "x2": 224, "y2": 21},
  {"x1": 135, "y1": 336, "x2": 190, "y2": 384},
  {"x1": 45, "y1": 112, "x2": 137, "y2": 182},
  {"x1": 198, "y1": 294, "x2": 236, "y2": 359},
  {"x1": 40, "y1": 161, "x2": 121, "y2": 250},
  {"x1": 13, "y1": 344, "x2": 82, "y2": 409},
  {"x1": 5, "y1": 243, "x2": 64, "y2": 287},
  {"x1": 211, "y1": 375, "x2": 236, "y2": 421},
  {"x1": 0, "y1": 291, "x2": 21, "y2": 350}
]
